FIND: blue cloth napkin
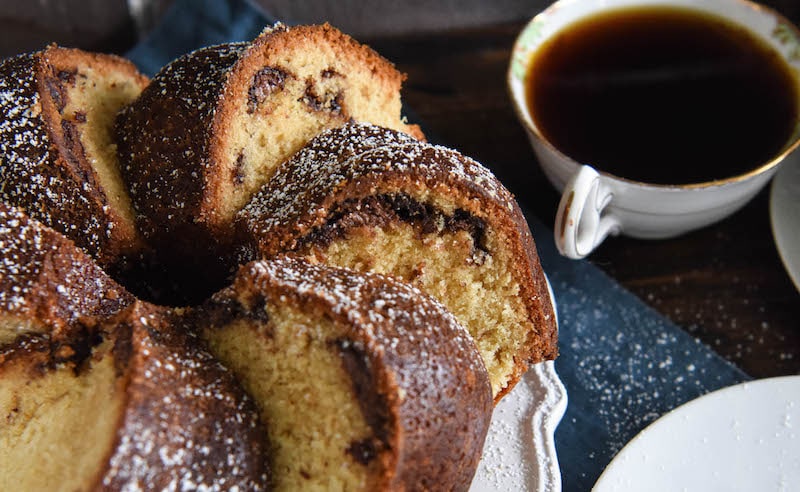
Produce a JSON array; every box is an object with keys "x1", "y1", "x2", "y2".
[
  {"x1": 127, "y1": 0, "x2": 270, "y2": 76},
  {"x1": 127, "y1": 1, "x2": 750, "y2": 490}
]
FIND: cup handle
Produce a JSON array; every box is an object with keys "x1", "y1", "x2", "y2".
[{"x1": 555, "y1": 165, "x2": 621, "y2": 259}]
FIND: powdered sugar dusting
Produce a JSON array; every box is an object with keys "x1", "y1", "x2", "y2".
[
  {"x1": 239, "y1": 122, "x2": 516, "y2": 250},
  {"x1": 0, "y1": 203, "x2": 131, "y2": 326},
  {"x1": 473, "y1": 366, "x2": 563, "y2": 492},
  {"x1": 116, "y1": 42, "x2": 249, "y2": 237},
  {"x1": 0, "y1": 202, "x2": 268, "y2": 488},
  {"x1": 564, "y1": 292, "x2": 727, "y2": 454},
  {"x1": 0, "y1": 54, "x2": 51, "y2": 206},
  {"x1": 472, "y1": 279, "x2": 565, "y2": 492},
  {"x1": 239, "y1": 122, "x2": 415, "y2": 235},
  {"x1": 225, "y1": 256, "x2": 492, "y2": 488},
  {"x1": 243, "y1": 257, "x2": 483, "y2": 368},
  {"x1": 147, "y1": 42, "x2": 247, "y2": 121},
  {"x1": 0, "y1": 50, "x2": 122, "y2": 260},
  {"x1": 102, "y1": 306, "x2": 269, "y2": 490}
]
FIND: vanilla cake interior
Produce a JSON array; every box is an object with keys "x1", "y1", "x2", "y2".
[{"x1": 203, "y1": 302, "x2": 383, "y2": 491}]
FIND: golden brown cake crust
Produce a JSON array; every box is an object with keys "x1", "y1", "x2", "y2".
[
  {"x1": 0, "y1": 203, "x2": 134, "y2": 338},
  {"x1": 97, "y1": 303, "x2": 271, "y2": 491},
  {"x1": 204, "y1": 257, "x2": 492, "y2": 491},
  {"x1": 238, "y1": 123, "x2": 558, "y2": 399},
  {"x1": 0, "y1": 306, "x2": 272, "y2": 491},
  {"x1": 0, "y1": 45, "x2": 148, "y2": 266},
  {"x1": 115, "y1": 24, "x2": 422, "y2": 267},
  {"x1": 0, "y1": 204, "x2": 270, "y2": 490},
  {"x1": 115, "y1": 42, "x2": 250, "y2": 251}
]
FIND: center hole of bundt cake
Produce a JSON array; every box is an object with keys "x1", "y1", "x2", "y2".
[
  {"x1": 292, "y1": 194, "x2": 529, "y2": 397},
  {"x1": 202, "y1": 302, "x2": 385, "y2": 490},
  {"x1": 118, "y1": 253, "x2": 240, "y2": 308}
]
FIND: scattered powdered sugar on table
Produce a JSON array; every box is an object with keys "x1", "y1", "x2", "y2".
[
  {"x1": 560, "y1": 276, "x2": 739, "y2": 453},
  {"x1": 536, "y1": 247, "x2": 750, "y2": 491}
]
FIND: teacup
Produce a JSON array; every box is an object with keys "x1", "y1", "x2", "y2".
[{"x1": 508, "y1": 0, "x2": 800, "y2": 259}]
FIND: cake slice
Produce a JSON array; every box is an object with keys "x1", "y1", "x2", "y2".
[
  {"x1": 0, "y1": 45, "x2": 148, "y2": 266},
  {"x1": 0, "y1": 304, "x2": 270, "y2": 491},
  {"x1": 0, "y1": 203, "x2": 270, "y2": 490},
  {"x1": 238, "y1": 123, "x2": 558, "y2": 400},
  {"x1": 196, "y1": 256, "x2": 492, "y2": 491},
  {"x1": 115, "y1": 23, "x2": 423, "y2": 272},
  {"x1": 0, "y1": 203, "x2": 134, "y2": 345}
]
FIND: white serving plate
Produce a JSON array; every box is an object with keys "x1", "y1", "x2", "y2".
[
  {"x1": 471, "y1": 278, "x2": 567, "y2": 492},
  {"x1": 770, "y1": 158, "x2": 800, "y2": 293},
  {"x1": 593, "y1": 376, "x2": 800, "y2": 492}
]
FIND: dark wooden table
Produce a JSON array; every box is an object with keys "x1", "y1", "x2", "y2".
[{"x1": 1, "y1": 0, "x2": 798, "y2": 379}]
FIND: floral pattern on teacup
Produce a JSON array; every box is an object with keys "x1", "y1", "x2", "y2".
[
  {"x1": 511, "y1": 17, "x2": 547, "y2": 81},
  {"x1": 772, "y1": 19, "x2": 800, "y2": 63}
]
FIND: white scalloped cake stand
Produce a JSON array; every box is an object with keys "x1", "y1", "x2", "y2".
[{"x1": 471, "y1": 277, "x2": 567, "y2": 492}]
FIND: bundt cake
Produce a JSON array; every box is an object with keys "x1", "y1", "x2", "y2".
[
  {"x1": 0, "y1": 21, "x2": 559, "y2": 487},
  {"x1": 0, "y1": 45, "x2": 148, "y2": 266},
  {"x1": 196, "y1": 256, "x2": 492, "y2": 491},
  {"x1": 0, "y1": 204, "x2": 270, "y2": 490},
  {"x1": 237, "y1": 123, "x2": 558, "y2": 400},
  {"x1": 115, "y1": 23, "x2": 423, "y2": 272}
]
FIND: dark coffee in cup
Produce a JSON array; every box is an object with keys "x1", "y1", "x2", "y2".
[{"x1": 525, "y1": 6, "x2": 799, "y2": 185}]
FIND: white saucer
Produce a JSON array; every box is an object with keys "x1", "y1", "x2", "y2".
[
  {"x1": 471, "y1": 277, "x2": 567, "y2": 492},
  {"x1": 593, "y1": 376, "x2": 800, "y2": 492},
  {"x1": 770, "y1": 158, "x2": 800, "y2": 292}
]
